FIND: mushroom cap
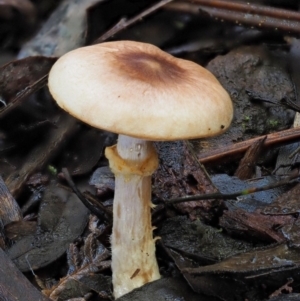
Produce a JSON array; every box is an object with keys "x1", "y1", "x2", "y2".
[{"x1": 48, "y1": 41, "x2": 233, "y2": 140}]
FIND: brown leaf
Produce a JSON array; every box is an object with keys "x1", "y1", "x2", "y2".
[
  {"x1": 7, "y1": 185, "x2": 90, "y2": 272},
  {"x1": 219, "y1": 209, "x2": 292, "y2": 243},
  {"x1": 185, "y1": 244, "x2": 299, "y2": 275}
]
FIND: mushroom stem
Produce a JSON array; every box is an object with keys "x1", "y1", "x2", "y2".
[{"x1": 105, "y1": 135, "x2": 160, "y2": 298}]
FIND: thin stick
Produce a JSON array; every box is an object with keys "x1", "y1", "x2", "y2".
[
  {"x1": 198, "y1": 7, "x2": 300, "y2": 34},
  {"x1": 94, "y1": 0, "x2": 173, "y2": 43},
  {"x1": 0, "y1": 75, "x2": 48, "y2": 118},
  {"x1": 198, "y1": 127, "x2": 300, "y2": 164},
  {"x1": 165, "y1": 171, "x2": 299, "y2": 205},
  {"x1": 167, "y1": 0, "x2": 300, "y2": 34},
  {"x1": 61, "y1": 168, "x2": 112, "y2": 223},
  {"x1": 190, "y1": 0, "x2": 300, "y2": 21}
]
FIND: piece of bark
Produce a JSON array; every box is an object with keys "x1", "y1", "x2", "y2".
[
  {"x1": 175, "y1": 143, "x2": 221, "y2": 220},
  {"x1": 234, "y1": 137, "x2": 266, "y2": 180},
  {"x1": 154, "y1": 141, "x2": 220, "y2": 221},
  {"x1": 0, "y1": 248, "x2": 51, "y2": 301},
  {"x1": 0, "y1": 176, "x2": 22, "y2": 248},
  {"x1": 0, "y1": 175, "x2": 22, "y2": 226}
]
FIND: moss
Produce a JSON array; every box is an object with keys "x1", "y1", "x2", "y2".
[
  {"x1": 267, "y1": 119, "x2": 279, "y2": 129},
  {"x1": 243, "y1": 115, "x2": 250, "y2": 122}
]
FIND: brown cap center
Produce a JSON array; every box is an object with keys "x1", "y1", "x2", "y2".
[{"x1": 114, "y1": 51, "x2": 186, "y2": 86}]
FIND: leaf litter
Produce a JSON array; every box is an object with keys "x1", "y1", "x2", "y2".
[{"x1": 2, "y1": 0, "x2": 300, "y2": 300}]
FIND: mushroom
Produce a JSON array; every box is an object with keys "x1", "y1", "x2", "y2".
[{"x1": 48, "y1": 40, "x2": 233, "y2": 298}]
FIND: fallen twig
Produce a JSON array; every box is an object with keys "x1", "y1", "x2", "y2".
[
  {"x1": 198, "y1": 127, "x2": 300, "y2": 164},
  {"x1": 62, "y1": 168, "x2": 112, "y2": 223},
  {"x1": 94, "y1": 0, "x2": 173, "y2": 43},
  {"x1": 167, "y1": 0, "x2": 300, "y2": 34},
  {"x1": 165, "y1": 169, "x2": 299, "y2": 204}
]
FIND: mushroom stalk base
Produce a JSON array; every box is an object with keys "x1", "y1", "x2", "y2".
[{"x1": 105, "y1": 135, "x2": 160, "y2": 299}]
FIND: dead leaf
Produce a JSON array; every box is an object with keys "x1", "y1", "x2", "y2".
[
  {"x1": 7, "y1": 184, "x2": 89, "y2": 272},
  {"x1": 0, "y1": 56, "x2": 57, "y2": 117}
]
